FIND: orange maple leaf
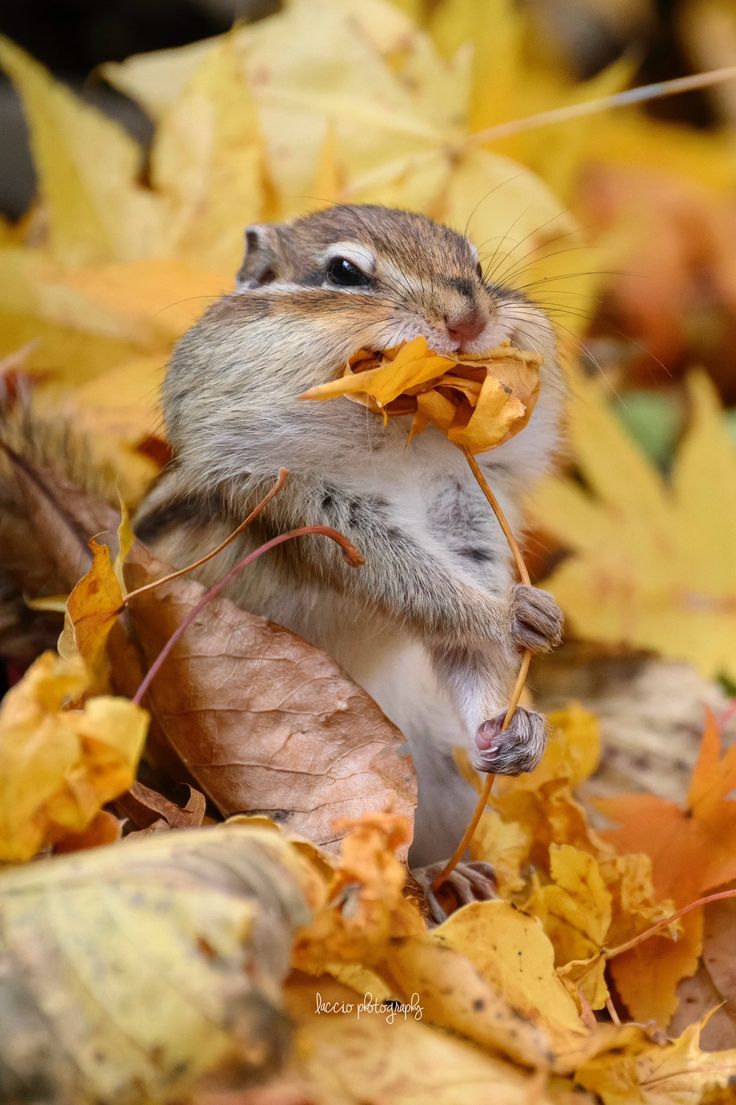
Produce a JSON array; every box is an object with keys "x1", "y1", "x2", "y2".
[
  {"x1": 600, "y1": 709, "x2": 736, "y2": 908},
  {"x1": 599, "y1": 709, "x2": 736, "y2": 1023}
]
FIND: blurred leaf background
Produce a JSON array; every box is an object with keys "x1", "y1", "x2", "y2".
[{"x1": 3, "y1": 0, "x2": 736, "y2": 684}]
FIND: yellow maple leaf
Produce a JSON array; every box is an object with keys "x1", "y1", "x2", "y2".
[
  {"x1": 151, "y1": 34, "x2": 266, "y2": 273},
  {"x1": 435, "y1": 900, "x2": 586, "y2": 1041},
  {"x1": 528, "y1": 844, "x2": 613, "y2": 1010},
  {"x1": 576, "y1": 1019, "x2": 736, "y2": 1105},
  {"x1": 0, "y1": 652, "x2": 147, "y2": 861},
  {"x1": 529, "y1": 370, "x2": 736, "y2": 681},
  {"x1": 0, "y1": 36, "x2": 161, "y2": 265}
]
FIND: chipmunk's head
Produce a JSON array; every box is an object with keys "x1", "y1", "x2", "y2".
[
  {"x1": 235, "y1": 204, "x2": 551, "y2": 359},
  {"x1": 163, "y1": 204, "x2": 559, "y2": 480}
]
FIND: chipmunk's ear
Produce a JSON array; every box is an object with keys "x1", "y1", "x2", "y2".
[{"x1": 236, "y1": 224, "x2": 288, "y2": 290}]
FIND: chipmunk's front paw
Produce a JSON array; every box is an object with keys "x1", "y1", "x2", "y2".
[
  {"x1": 473, "y1": 706, "x2": 548, "y2": 775},
  {"x1": 413, "y1": 861, "x2": 496, "y2": 924},
  {"x1": 509, "y1": 584, "x2": 563, "y2": 654}
]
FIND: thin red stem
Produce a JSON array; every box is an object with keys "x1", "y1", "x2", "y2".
[
  {"x1": 605, "y1": 887, "x2": 736, "y2": 959},
  {"x1": 125, "y1": 469, "x2": 288, "y2": 602},
  {"x1": 132, "y1": 525, "x2": 363, "y2": 707}
]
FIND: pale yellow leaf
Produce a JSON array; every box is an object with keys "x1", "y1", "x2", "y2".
[
  {"x1": 152, "y1": 35, "x2": 264, "y2": 273},
  {"x1": 576, "y1": 1019, "x2": 736, "y2": 1105},
  {"x1": 435, "y1": 900, "x2": 586, "y2": 1038},
  {"x1": 0, "y1": 825, "x2": 310, "y2": 1102}
]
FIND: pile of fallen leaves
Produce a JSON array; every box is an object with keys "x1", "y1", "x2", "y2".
[
  {"x1": 4, "y1": 0, "x2": 736, "y2": 1101},
  {"x1": 4, "y1": 462, "x2": 736, "y2": 1100}
]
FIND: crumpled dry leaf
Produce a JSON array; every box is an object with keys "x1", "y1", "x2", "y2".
[
  {"x1": 112, "y1": 779, "x2": 207, "y2": 833},
  {"x1": 301, "y1": 336, "x2": 541, "y2": 454},
  {"x1": 529, "y1": 370, "x2": 736, "y2": 681},
  {"x1": 0, "y1": 824, "x2": 311, "y2": 1104},
  {"x1": 0, "y1": 651, "x2": 147, "y2": 861},
  {"x1": 293, "y1": 812, "x2": 422, "y2": 972}
]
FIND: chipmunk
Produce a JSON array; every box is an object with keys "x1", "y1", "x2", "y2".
[{"x1": 134, "y1": 204, "x2": 565, "y2": 882}]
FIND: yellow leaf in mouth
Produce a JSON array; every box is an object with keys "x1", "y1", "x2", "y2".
[{"x1": 299, "y1": 335, "x2": 541, "y2": 454}]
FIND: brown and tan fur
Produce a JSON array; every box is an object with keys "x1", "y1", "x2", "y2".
[{"x1": 133, "y1": 205, "x2": 564, "y2": 865}]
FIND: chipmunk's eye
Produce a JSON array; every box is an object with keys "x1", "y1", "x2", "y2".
[{"x1": 326, "y1": 256, "x2": 372, "y2": 288}]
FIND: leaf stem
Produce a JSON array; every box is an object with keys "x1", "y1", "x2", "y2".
[
  {"x1": 432, "y1": 450, "x2": 532, "y2": 891},
  {"x1": 461, "y1": 65, "x2": 736, "y2": 151},
  {"x1": 604, "y1": 887, "x2": 736, "y2": 959},
  {"x1": 132, "y1": 524, "x2": 363, "y2": 708},
  {"x1": 462, "y1": 449, "x2": 531, "y2": 586}
]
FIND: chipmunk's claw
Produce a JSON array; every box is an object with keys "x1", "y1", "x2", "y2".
[{"x1": 413, "y1": 860, "x2": 496, "y2": 924}]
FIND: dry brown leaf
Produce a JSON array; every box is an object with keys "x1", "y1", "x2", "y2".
[
  {"x1": 122, "y1": 546, "x2": 416, "y2": 850},
  {"x1": 112, "y1": 779, "x2": 207, "y2": 831}
]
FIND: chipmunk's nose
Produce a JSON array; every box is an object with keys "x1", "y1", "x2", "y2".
[{"x1": 445, "y1": 307, "x2": 487, "y2": 345}]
